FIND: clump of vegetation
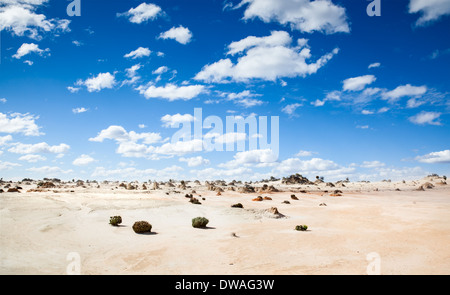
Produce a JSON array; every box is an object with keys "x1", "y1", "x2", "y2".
[
  {"x1": 231, "y1": 203, "x2": 243, "y2": 208},
  {"x1": 132, "y1": 221, "x2": 152, "y2": 234},
  {"x1": 290, "y1": 194, "x2": 298, "y2": 200},
  {"x1": 252, "y1": 196, "x2": 263, "y2": 201},
  {"x1": 295, "y1": 225, "x2": 308, "y2": 231},
  {"x1": 192, "y1": 217, "x2": 209, "y2": 228},
  {"x1": 109, "y1": 216, "x2": 122, "y2": 226},
  {"x1": 263, "y1": 196, "x2": 272, "y2": 200}
]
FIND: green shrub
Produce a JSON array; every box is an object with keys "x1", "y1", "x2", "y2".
[
  {"x1": 192, "y1": 217, "x2": 209, "y2": 228},
  {"x1": 109, "y1": 216, "x2": 122, "y2": 226},
  {"x1": 295, "y1": 225, "x2": 308, "y2": 231},
  {"x1": 132, "y1": 221, "x2": 152, "y2": 233}
]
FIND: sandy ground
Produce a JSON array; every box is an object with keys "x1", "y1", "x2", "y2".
[{"x1": 1, "y1": 177, "x2": 449, "y2": 275}]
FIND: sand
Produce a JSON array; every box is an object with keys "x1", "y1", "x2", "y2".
[{"x1": 1, "y1": 177, "x2": 449, "y2": 275}]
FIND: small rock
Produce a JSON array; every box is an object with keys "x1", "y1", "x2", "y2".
[
  {"x1": 265, "y1": 207, "x2": 285, "y2": 218},
  {"x1": 189, "y1": 197, "x2": 201, "y2": 205}
]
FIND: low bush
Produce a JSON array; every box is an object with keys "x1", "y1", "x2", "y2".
[
  {"x1": 109, "y1": 216, "x2": 122, "y2": 226},
  {"x1": 132, "y1": 221, "x2": 152, "y2": 233},
  {"x1": 192, "y1": 217, "x2": 209, "y2": 228},
  {"x1": 295, "y1": 225, "x2": 308, "y2": 231}
]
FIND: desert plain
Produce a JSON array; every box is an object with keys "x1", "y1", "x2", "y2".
[{"x1": 1, "y1": 174, "x2": 449, "y2": 275}]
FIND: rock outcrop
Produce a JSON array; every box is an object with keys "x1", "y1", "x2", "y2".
[{"x1": 281, "y1": 174, "x2": 313, "y2": 185}]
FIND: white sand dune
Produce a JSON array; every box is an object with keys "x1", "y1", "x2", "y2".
[{"x1": 1, "y1": 177, "x2": 449, "y2": 275}]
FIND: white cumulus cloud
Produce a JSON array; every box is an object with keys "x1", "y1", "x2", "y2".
[
  {"x1": 236, "y1": 0, "x2": 350, "y2": 34},
  {"x1": 117, "y1": 3, "x2": 163, "y2": 24},
  {"x1": 281, "y1": 103, "x2": 302, "y2": 116},
  {"x1": 8, "y1": 142, "x2": 70, "y2": 154},
  {"x1": 0, "y1": 1, "x2": 70, "y2": 39},
  {"x1": 73, "y1": 154, "x2": 95, "y2": 166},
  {"x1": 0, "y1": 135, "x2": 13, "y2": 146},
  {"x1": 138, "y1": 83, "x2": 206, "y2": 101},
  {"x1": 0, "y1": 160, "x2": 21, "y2": 171},
  {"x1": 342, "y1": 75, "x2": 376, "y2": 92},
  {"x1": 18, "y1": 154, "x2": 46, "y2": 163},
  {"x1": 409, "y1": 0, "x2": 450, "y2": 26},
  {"x1": 72, "y1": 107, "x2": 88, "y2": 114},
  {"x1": 124, "y1": 47, "x2": 151, "y2": 59},
  {"x1": 408, "y1": 111, "x2": 441, "y2": 126},
  {"x1": 195, "y1": 31, "x2": 339, "y2": 83},
  {"x1": 179, "y1": 156, "x2": 210, "y2": 167},
  {"x1": 89, "y1": 125, "x2": 162, "y2": 145},
  {"x1": 12, "y1": 43, "x2": 49, "y2": 59},
  {"x1": 158, "y1": 25, "x2": 193, "y2": 44},
  {"x1": 77, "y1": 72, "x2": 116, "y2": 92},
  {"x1": 382, "y1": 84, "x2": 427, "y2": 103},
  {"x1": 161, "y1": 114, "x2": 195, "y2": 128},
  {"x1": 415, "y1": 149, "x2": 450, "y2": 164},
  {"x1": 0, "y1": 112, "x2": 42, "y2": 136}
]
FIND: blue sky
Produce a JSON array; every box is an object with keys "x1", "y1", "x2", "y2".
[{"x1": 1, "y1": 0, "x2": 449, "y2": 182}]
